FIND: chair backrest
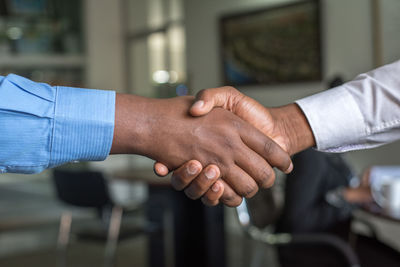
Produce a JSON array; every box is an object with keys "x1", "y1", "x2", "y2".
[{"x1": 53, "y1": 169, "x2": 112, "y2": 208}]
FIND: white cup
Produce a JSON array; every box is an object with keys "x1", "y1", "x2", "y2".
[{"x1": 372, "y1": 176, "x2": 400, "y2": 215}]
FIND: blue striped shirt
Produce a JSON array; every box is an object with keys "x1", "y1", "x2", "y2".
[{"x1": 0, "y1": 74, "x2": 115, "y2": 174}]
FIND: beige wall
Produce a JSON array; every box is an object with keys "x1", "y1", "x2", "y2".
[
  {"x1": 184, "y1": 0, "x2": 400, "y2": 173},
  {"x1": 85, "y1": 0, "x2": 125, "y2": 93}
]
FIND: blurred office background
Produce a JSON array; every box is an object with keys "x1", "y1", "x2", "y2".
[{"x1": 0, "y1": 0, "x2": 400, "y2": 266}]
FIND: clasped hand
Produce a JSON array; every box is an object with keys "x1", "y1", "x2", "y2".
[{"x1": 152, "y1": 87, "x2": 297, "y2": 207}]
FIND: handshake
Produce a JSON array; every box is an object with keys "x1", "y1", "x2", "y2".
[{"x1": 111, "y1": 86, "x2": 315, "y2": 207}]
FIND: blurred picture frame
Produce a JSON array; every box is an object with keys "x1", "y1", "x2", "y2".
[
  {"x1": 219, "y1": 0, "x2": 322, "y2": 86},
  {"x1": 6, "y1": 0, "x2": 47, "y2": 15}
]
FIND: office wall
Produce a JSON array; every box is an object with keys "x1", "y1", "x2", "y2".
[
  {"x1": 85, "y1": 0, "x2": 125, "y2": 93},
  {"x1": 184, "y1": 0, "x2": 400, "y2": 173},
  {"x1": 381, "y1": 0, "x2": 400, "y2": 65}
]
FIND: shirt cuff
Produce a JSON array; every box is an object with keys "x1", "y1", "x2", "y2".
[
  {"x1": 49, "y1": 86, "x2": 115, "y2": 168},
  {"x1": 296, "y1": 86, "x2": 366, "y2": 152}
]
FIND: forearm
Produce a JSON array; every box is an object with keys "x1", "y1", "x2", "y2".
[
  {"x1": 110, "y1": 94, "x2": 153, "y2": 155},
  {"x1": 269, "y1": 103, "x2": 315, "y2": 155}
]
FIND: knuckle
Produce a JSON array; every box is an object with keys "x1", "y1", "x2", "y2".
[
  {"x1": 258, "y1": 166, "x2": 272, "y2": 180},
  {"x1": 221, "y1": 190, "x2": 236, "y2": 202},
  {"x1": 263, "y1": 141, "x2": 276, "y2": 157},
  {"x1": 223, "y1": 86, "x2": 237, "y2": 93},
  {"x1": 244, "y1": 189, "x2": 257, "y2": 199},
  {"x1": 231, "y1": 119, "x2": 242, "y2": 130},
  {"x1": 223, "y1": 138, "x2": 235, "y2": 150},
  {"x1": 238, "y1": 183, "x2": 258, "y2": 198},
  {"x1": 223, "y1": 134, "x2": 243, "y2": 152},
  {"x1": 196, "y1": 88, "x2": 209, "y2": 99},
  {"x1": 258, "y1": 168, "x2": 275, "y2": 188}
]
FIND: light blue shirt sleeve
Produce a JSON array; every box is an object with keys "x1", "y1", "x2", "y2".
[{"x1": 0, "y1": 74, "x2": 116, "y2": 174}]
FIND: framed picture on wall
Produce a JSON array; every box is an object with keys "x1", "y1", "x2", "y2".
[{"x1": 219, "y1": 0, "x2": 322, "y2": 86}]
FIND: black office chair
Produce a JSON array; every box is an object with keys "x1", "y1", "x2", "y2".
[
  {"x1": 53, "y1": 169, "x2": 114, "y2": 218},
  {"x1": 236, "y1": 192, "x2": 360, "y2": 267},
  {"x1": 53, "y1": 169, "x2": 143, "y2": 267}
]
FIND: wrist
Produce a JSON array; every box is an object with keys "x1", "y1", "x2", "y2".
[
  {"x1": 270, "y1": 103, "x2": 315, "y2": 155},
  {"x1": 111, "y1": 94, "x2": 155, "y2": 155}
]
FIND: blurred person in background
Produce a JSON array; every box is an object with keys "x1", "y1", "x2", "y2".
[
  {"x1": 276, "y1": 154, "x2": 400, "y2": 267},
  {"x1": 277, "y1": 76, "x2": 371, "y2": 235}
]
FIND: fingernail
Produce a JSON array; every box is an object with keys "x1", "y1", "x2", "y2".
[
  {"x1": 159, "y1": 165, "x2": 168, "y2": 174},
  {"x1": 212, "y1": 183, "x2": 220, "y2": 192},
  {"x1": 205, "y1": 168, "x2": 217, "y2": 180},
  {"x1": 192, "y1": 100, "x2": 204, "y2": 110},
  {"x1": 285, "y1": 162, "x2": 293, "y2": 174},
  {"x1": 188, "y1": 163, "x2": 199, "y2": 175}
]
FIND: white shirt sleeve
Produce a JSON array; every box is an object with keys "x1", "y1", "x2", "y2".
[{"x1": 296, "y1": 60, "x2": 400, "y2": 153}]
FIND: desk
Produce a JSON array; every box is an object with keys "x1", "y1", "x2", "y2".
[
  {"x1": 352, "y1": 203, "x2": 400, "y2": 245},
  {"x1": 351, "y1": 205, "x2": 400, "y2": 266},
  {"x1": 113, "y1": 169, "x2": 226, "y2": 267},
  {"x1": 360, "y1": 203, "x2": 400, "y2": 223}
]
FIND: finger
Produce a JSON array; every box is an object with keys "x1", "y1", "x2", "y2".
[
  {"x1": 190, "y1": 86, "x2": 240, "y2": 116},
  {"x1": 201, "y1": 180, "x2": 224, "y2": 206},
  {"x1": 219, "y1": 180, "x2": 243, "y2": 207},
  {"x1": 239, "y1": 124, "x2": 293, "y2": 174},
  {"x1": 234, "y1": 145, "x2": 276, "y2": 189},
  {"x1": 170, "y1": 160, "x2": 203, "y2": 191},
  {"x1": 222, "y1": 165, "x2": 259, "y2": 199},
  {"x1": 154, "y1": 162, "x2": 170, "y2": 177},
  {"x1": 184, "y1": 165, "x2": 221, "y2": 200}
]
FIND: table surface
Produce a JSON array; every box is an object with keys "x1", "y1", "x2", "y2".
[
  {"x1": 112, "y1": 168, "x2": 171, "y2": 186},
  {"x1": 360, "y1": 203, "x2": 400, "y2": 222}
]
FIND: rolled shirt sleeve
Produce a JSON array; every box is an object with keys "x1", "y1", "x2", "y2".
[
  {"x1": 0, "y1": 74, "x2": 115, "y2": 174},
  {"x1": 296, "y1": 60, "x2": 400, "y2": 152}
]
